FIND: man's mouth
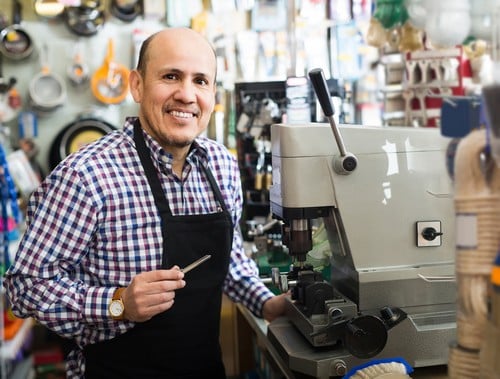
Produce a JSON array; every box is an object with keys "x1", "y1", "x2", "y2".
[{"x1": 169, "y1": 110, "x2": 197, "y2": 118}]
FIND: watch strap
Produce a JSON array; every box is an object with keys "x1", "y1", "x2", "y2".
[
  {"x1": 110, "y1": 287, "x2": 126, "y2": 320},
  {"x1": 112, "y1": 287, "x2": 126, "y2": 301}
]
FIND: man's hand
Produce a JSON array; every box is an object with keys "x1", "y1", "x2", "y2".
[
  {"x1": 120, "y1": 268, "x2": 186, "y2": 322},
  {"x1": 262, "y1": 292, "x2": 289, "y2": 322}
]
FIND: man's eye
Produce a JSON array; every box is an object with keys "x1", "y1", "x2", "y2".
[{"x1": 164, "y1": 74, "x2": 177, "y2": 80}]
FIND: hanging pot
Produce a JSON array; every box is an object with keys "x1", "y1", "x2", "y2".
[
  {"x1": 91, "y1": 38, "x2": 130, "y2": 104},
  {"x1": 0, "y1": 0, "x2": 34, "y2": 61},
  {"x1": 49, "y1": 115, "x2": 116, "y2": 169},
  {"x1": 29, "y1": 44, "x2": 67, "y2": 114},
  {"x1": 33, "y1": 0, "x2": 66, "y2": 19},
  {"x1": 64, "y1": 0, "x2": 105, "y2": 37},
  {"x1": 110, "y1": 0, "x2": 142, "y2": 23}
]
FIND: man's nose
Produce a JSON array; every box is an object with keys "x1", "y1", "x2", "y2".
[{"x1": 173, "y1": 80, "x2": 197, "y2": 102}]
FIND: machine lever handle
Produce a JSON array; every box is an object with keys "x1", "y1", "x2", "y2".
[
  {"x1": 308, "y1": 68, "x2": 358, "y2": 174},
  {"x1": 309, "y1": 68, "x2": 334, "y2": 117}
]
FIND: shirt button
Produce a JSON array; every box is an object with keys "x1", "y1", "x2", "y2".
[{"x1": 162, "y1": 156, "x2": 169, "y2": 163}]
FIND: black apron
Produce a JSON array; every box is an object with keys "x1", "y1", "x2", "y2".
[{"x1": 83, "y1": 121, "x2": 233, "y2": 378}]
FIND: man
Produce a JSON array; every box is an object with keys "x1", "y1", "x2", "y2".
[{"x1": 4, "y1": 27, "x2": 287, "y2": 378}]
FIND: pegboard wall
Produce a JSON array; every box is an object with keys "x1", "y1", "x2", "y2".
[{"x1": 0, "y1": 0, "x2": 165, "y2": 174}]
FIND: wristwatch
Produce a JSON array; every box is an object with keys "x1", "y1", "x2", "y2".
[{"x1": 109, "y1": 287, "x2": 125, "y2": 320}]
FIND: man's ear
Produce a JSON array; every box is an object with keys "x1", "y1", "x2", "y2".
[{"x1": 129, "y1": 70, "x2": 142, "y2": 103}]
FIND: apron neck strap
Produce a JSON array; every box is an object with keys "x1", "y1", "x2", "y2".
[{"x1": 133, "y1": 119, "x2": 230, "y2": 215}]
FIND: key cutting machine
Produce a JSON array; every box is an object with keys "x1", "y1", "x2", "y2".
[{"x1": 266, "y1": 69, "x2": 456, "y2": 378}]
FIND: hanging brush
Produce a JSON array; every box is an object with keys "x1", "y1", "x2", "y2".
[{"x1": 343, "y1": 357, "x2": 413, "y2": 379}]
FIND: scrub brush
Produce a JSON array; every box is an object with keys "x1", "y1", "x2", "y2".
[{"x1": 343, "y1": 357, "x2": 413, "y2": 379}]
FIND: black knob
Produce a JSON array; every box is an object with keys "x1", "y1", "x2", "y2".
[
  {"x1": 379, "y1": 306, "x2": 407, "y2": 329},
  {"x1": 342, "y1": 156, "x2": 357, "y2": 172},
  {"x1": 422, "y1": 227, "x2": 443, "y2": 241},
  {"x1": 380, "y1": 306, "x2": 395, "y2": 321}
]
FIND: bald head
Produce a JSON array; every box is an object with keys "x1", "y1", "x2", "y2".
[{"x1": 136, "y1": 28, "x2": 217, "y2": 82}]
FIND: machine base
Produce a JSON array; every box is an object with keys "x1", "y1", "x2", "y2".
[{"x1": 267, "y1": 308, "x2": 456, "y2": 379}]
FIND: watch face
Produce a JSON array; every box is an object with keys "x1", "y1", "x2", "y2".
[{"x1": 109, "y1": 300, "x2": 124, "y2": 317}]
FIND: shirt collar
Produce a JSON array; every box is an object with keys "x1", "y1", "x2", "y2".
[{"x1": 124, "y1": 117, "x2": 209, "y2": 173}]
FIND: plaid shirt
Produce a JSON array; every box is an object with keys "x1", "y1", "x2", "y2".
[{"x1": 4, "y1": 117, "x2": 274, "y2": 378}]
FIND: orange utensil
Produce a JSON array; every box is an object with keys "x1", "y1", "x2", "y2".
[{"x1": 91, "y1": 38, "x2": 130, "y2": 104}]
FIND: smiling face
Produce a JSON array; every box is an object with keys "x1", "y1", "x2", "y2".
[{"x1": 129, "y1": 28, "x2": 217, "y2": 158}]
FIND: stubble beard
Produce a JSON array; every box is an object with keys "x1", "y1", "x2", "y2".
[{"x1": 142, "y1": 114, "x2": 197, "y2": 149}]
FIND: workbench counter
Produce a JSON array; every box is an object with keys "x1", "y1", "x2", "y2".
[{"x1": 234, "y1": 303, "x2": 449, "y2": 379}]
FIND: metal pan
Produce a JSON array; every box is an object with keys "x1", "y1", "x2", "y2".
[
  {"x1": 64, "y1": 0, "x2": 105, "y2": 37},
  {"x1": 49, "y1": 115, "x2": 116, "y2": 169},
  {"x1": 29, "y1": 44, "x2": 67, "y2": 114},
  {"x1": 0, "y1": 0, "x2": 34, "y2": 61}
]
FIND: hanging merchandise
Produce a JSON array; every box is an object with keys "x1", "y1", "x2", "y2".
[
  {"x1": 165, "y1": 0, "x2": 203, "y2": 27},
  {"x1": 373, "y1": 0, "x2": 408, "y2": 30},
  {"x1": 0, "y1": 143, "x2": 21, "y2": 274},
  {"x1": 67, "y1": 42, "x2": 90, "y2": 87},
  {"x1": 0, "y1": 0, "x2": 34, "y2": 61},
  {"x1": 368, "y1": 0, "x2": 425, "y2": 52},
  {"x1": 18, "y1": 111, "x2": 38, "y2": 139},
  {"x1": 33, "y1": 0, "x2": 66, "y2": 19},
  {"x1": 49, "y1": 115, "x2": 116, "y2": 169},
  {"x1": 91, "y1": 38, "x2": 130, "y2": 105},
  {"x1": 404, "y1": 0, "x2": 426, "y2": 30},
  {"x1": 251, "y1": 0, "x2": 287, "y2": 31},
  {"x1": 366, "y1": 17, "x2": 388, "y2": 48},
  {"x1": 403, "y1": 46, "x2": 473, "y2": 127},
  {"x1": 397, "y1": 21, "x2": 423, "y2": 51},
  {"x1": 440, "y1": 96, "x2": 482, "y2": 138},
  {"x1": 64, "y1": 0, "x2": 105, "y2": 37},
  {"x1": 6, "y1": 148, "x2": 41, "y2": 198},
  {"x1": 424, "y1": 0, "x2": 470, "y2": 48},
  {"x1": 331, "y1": 21, "x2": 364, "y2": 80},
  {"x1": 109, "y1": 0, "x2": 142, "y2": 23},
  {"x1": 236, "y1": 30, "x2": 259, "y2": 81},
  {"x1": 469, "y1": 0, "x2": 500, "y2": 42},
  {"x1": 29, "y1": 44, "x2": 67, "y2": 115},
  {"x1": 465, "y1": 40, "x2": 494, "y2": 88},
  {"x1": 0, "y1": 54, "x2": 20, "y2": 124}
]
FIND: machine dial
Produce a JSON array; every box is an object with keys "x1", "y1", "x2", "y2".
[
  {"x1": 422, "y1": 227, "x2": 443, "y2": 241},
  {"x1": 344, "y1": 315, "x2": 388, "y2": 359}
]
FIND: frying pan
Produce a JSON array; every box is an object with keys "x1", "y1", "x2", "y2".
[
  {"x1": 64, "y1": 0, "x2": 105, "y2": 37},
  {"x1": 29, "y1": 44, "x2": 67, "y2": 114},
  {"x1": 91, "y1": 38, "x2": 130, "y2": 104},
  {"x1": 0, "y1": 0, "x2": 34, "y2": 61},
  {"x1": 49, "y1": 115, "x2": 116, "y2": 169}
]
